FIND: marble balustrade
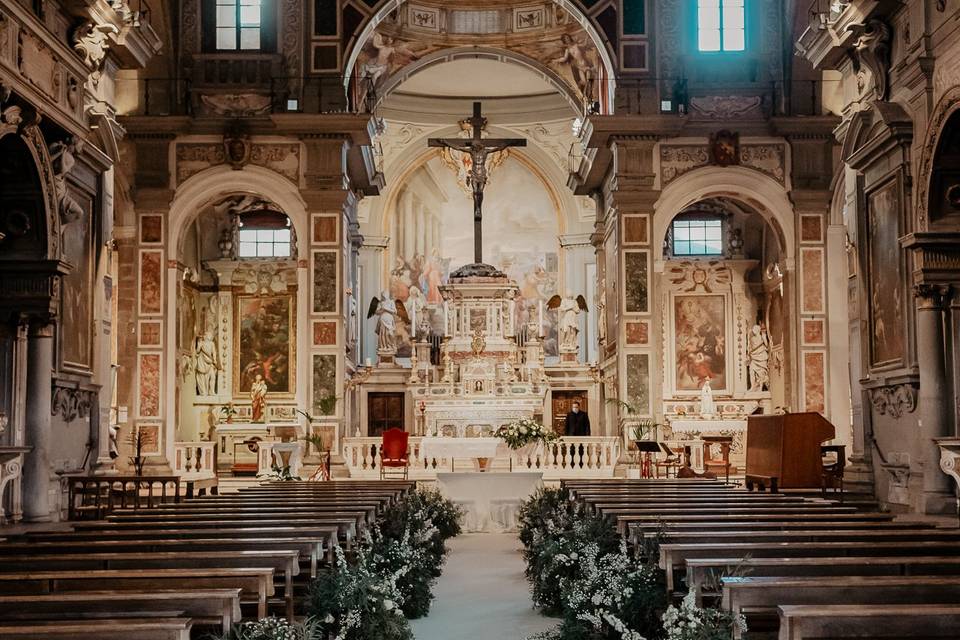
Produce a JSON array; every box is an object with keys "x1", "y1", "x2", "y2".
[{"x1": 342, "y1": 436, "x2": 620, "y2": 479}]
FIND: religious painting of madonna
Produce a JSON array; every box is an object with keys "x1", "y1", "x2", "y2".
[
  {"x1": 673, "y1": 294, "x2": 727, "y2": 393},
  {"x1": 234, "y1": 295, "x2": 296, "y2": 395}
]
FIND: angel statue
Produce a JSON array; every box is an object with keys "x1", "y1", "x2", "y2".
[
  {"x1": 548, "y1": 292, "x2": 589, "y2": 353},
  {"x1": 367, "y1": 291, "x2": 409, "y2": 360}
]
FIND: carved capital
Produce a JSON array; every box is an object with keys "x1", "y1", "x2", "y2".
[
  {"x1": 913, "y1": 283, "x2": 952, "y2": 309},
  {"x1": 870, "y1": 383, "x2": 917, "y2": 419},
  {"x1": 51, "y1": 383, "x2": 96, "y2": 422}
]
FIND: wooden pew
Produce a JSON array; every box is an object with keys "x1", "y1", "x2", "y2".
[
  {"x1": 660, "y1": 540, "x2": 960, "y2": 591},
  {"x1": 721, "y1": 576, "x2": 960, "y2": 639},
  {"x1": 0, "y1": 568, "x2": 275, "y2": 618},
  {"x1": 777, "y1": 604, "x2": 960, "y2": 639},
  {"x1": 686, "y1": 555, "x2": 960, "y2": 602},
  {"x1": 67, "y1": 518, "x2": 355, "y2": 545},
  {"x1": 0, "y1": 550, "x2": 299, "y2": 617},
  {"x1": 615, "y1": 511, "x2": 895, "y2": 535},
  {"x1": 0, "y1": 589, "x2": 242, "y2": 633},
  {"x1": 0, "y1": 617, "x2": 193, "y2": 640},
  {"x1": 0, "y1": 536, "x2": 327, "y2": 575}
]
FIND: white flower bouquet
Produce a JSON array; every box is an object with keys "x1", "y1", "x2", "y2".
[{"x1": 496, "y1": 417, "x2": 561, "y2": 450}]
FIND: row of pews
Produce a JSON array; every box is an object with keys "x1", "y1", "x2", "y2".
[
  {"x1": 563, "y1": 478, "x2": 960, "y2": 640},
  {"x1": 0, "y1": 480, "x2": 415, "y2": 640}
]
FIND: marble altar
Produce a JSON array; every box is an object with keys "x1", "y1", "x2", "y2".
[{"x1": 436, "y1": 471, "x2": 543, "y2": 532}]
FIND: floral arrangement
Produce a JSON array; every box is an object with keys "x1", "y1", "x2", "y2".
[
  {"x1": 520, "y1": 489, "x2": 668, "y2": 640},
  {"x1": 496, "y1": 417, "x2": 561, "y2": 450},
  {"x1": 305, "y1": 489, "x2": 463, "y2": 639},
  {"x1": 211, "y1": 616, "x2": 323, "y2": 640},
  {"x1": 661, "y1": 592, "x2": 745, "y2": 640}
]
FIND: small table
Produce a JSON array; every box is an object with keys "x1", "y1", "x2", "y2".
[{"x1": 436, "y1": 472, "x2": 543, "y2": 532}]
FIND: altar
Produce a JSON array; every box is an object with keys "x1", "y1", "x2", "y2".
[
  {"x1": 666, "y1": 417, "x2": 748, "y2": 474},
  {"x1": 436, "y1": 471, "x2": 543, "y2": 532},
  {"x1": 419, "y1": 436, "x2": 502, "y2": 471},
  {"x1": 214, "y1": 422, "x2": 300, "y2": 473}
]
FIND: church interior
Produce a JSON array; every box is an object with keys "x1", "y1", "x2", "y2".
[{"x1": 2, "y1": 0, "x2": 960, "y2": 638}]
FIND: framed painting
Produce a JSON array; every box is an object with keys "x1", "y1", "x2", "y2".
[
  {"x1": 865, "y1": 175, "x2": 906, "y2": 369},
  {"x1": 234, "y1": 294, "x2": 296, "y2": 396},
  {"x1": 61, "y1": 186, "x2": 95, "y2": 371},
  {"x1": 623, "y1": 250, "x2": 649, "y2": 314},
  {"x1": 672, "y1": 293, "x2": 728, "y2": 393}
]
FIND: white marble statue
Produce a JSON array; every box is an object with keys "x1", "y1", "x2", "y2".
[
  {"x1": 549, "y1": 292, "x2": 589, "y2": 352},
  {"x1": 194, "y1": 331, "x2": 220, "y2": 396},
  {"x1": 367, "y1": 291, "x2": 408, "y2": 356},
  {"x1": 596, "y1": 282, "x2": 607, "y2": 346},
  {"x1": 747, "y1": 323, "x2": 771, "y2": 391},
  {"x1": 700, "y1": 379, "x2": 716, "y2": 417}
]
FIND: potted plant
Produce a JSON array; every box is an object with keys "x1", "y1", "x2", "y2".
[
  {"x1": 606, "y1": 397, "x2": 660, "y2": 446},
  {"x1": 220, "y1": 403, "x2": 237, "y2": 424}
]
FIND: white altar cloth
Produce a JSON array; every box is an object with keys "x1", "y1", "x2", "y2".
[
  {"x1": 669, "y1": 418, "x2": 748, "y2": 433},
  {"x1": 419, "y1": 437, "x2": 503, "y2": 460},
  {"x1": 436, "y1": 472, "x2": 543, "y2": 533}
]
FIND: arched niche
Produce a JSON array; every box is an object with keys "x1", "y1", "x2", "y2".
[{"x1": 343, "y1": 0, "x2": 617, "y2": 114}]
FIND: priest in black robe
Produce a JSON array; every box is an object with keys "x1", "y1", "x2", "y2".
[{"x1": 564, "y1": 401, "x2": 591, "y2": 436}]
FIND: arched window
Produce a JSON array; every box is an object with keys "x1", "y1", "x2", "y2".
[
  {"x1": 671, "y1": 216, "x2": 724, "y2": 256},
  {"x1": 697, "y1": 0, "x2": 746, "y2": 52},
  {"x1": 237, "y1": 210, "x2": 292, "y2": 258},
  {"x1": 203, "y1": 0, "x2": 276, "y2": 52}
]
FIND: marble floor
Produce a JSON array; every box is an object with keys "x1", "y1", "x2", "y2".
[{"x1": 410, "y1": 533, "x2": 558, "y2": 640}]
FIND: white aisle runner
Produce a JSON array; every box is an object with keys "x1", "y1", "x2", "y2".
[{"x1": 410, "y1": 533, "x2": 557, "y2": 640}]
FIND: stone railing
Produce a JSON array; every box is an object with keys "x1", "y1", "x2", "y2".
[
  {"x1": 173, "y1": 441, "x2": 217, "y2": 481},
  {"x1": 342, "y1": 436, "x2": 620, "y2": 480}
]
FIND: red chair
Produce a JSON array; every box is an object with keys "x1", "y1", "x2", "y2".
[{"x1": 380, "y1": 428, "x2": 410, "y2": 480}]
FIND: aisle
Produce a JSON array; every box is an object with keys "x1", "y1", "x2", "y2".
[{"x1": 411, "y1": 533, "x2": 557, "y2": 640}]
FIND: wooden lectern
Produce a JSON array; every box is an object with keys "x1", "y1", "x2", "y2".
[{"x1": 745, "y1": 412, "x2": 835, "y2": 491}]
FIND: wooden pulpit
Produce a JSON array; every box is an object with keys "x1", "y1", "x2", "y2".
[{"x1": 745, "y1": 412, "x2": 835, "y2": 491}]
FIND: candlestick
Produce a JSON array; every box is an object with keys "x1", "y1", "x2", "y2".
[{"x1": 443, "y1": 301, "x2": 449, "y2": 333}]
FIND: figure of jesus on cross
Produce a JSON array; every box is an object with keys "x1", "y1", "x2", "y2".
[{"x1": 428, "y1": 102, "x2": 526, "y2": 265}]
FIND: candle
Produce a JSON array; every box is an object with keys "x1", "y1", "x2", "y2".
[
  {"x1": 443, "y1": 301, "x2": 449, "y2": 332},
  {"x1": 365, "y1": 357, "x2": 372, "y2": 367},
  {"x1": 538, "y1": 300, "x2": 544, "y2": 337}
]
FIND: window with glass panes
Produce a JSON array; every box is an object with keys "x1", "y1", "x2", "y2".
[
  {"x1": 672, "y1": 218, "x2": 723, "y2": 256},
  {"x1": 216, "y1": 0, "x2": 262, "y2": 50},
  {"x1": 238, "y1": 227, "x2": 291, "y2": 258},
  {"x1": 697, "y1": 0, "x2": 745, "y2": 52}
]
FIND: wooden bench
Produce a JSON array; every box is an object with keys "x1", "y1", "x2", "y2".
[
  {"x1": 615, "y1": 511, "x2": 895, "y2": 535},
  {"x1": 661, "y1": 540, "x2": 960, "y2": 591},
  {"x1": 777, "y1": 604, "x2": 960, "y2": 639},
  {"x1": 0, "y1": 589, "x2": 241, "y2": 633},
  {"x1": 0, "y1": 617, "x2": 193, "y2": 640},
  {"x1": 721, "y1": 576, "x2": 960, "y2": 639},
  {"x1": 685, "y1": 555, "x2": 960, "y2": 602},
  {"x1": 0, "y1": 549, "x2": 299, "y2": 617},
  {"x1": 0, "y1": 568, "x2": 275, "y2": 618},
  {"x1": 68, "y1": 517, "x2": 356, "y2": 545}
]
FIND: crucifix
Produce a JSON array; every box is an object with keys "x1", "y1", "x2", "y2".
[{"x1": 428, "y1": 102, "x2": 526, "y2": 265}]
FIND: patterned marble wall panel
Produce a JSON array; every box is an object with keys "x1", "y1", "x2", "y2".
[
  {"x1": 140, "y1": 214, "x2": 164, "y2": 244},
  {"x1": 802, "y1": 350, "x2": 826, "y2": 414},
  {"x1": 137, "y1": 352, "x2": 162, "y2": 418},
  {"x1": 312, "y1": 353, "x2": 338, "y2": 416},
  {"x1": 135, "y1": 423, "x2": 162, "y2": 456},
  {"x1": 625, "y1": 352, "x2": 651, "y2": 415},
  {"x1": 622, "y1": 214, "x2": 649, "y2": 245},
  {"x1": 625, "y1": 320, "x2": 649, "y2": 345},
  {"x1": 799, "y1": 214, "x2": 823, "y2": 244},
  {"x1": 802, "y1": 319, "x2": 825, "y2": 346},
  {"x1": 312, "y1": 214, "x2": 339, "y2": 245},
  {"x1": 312, "y1": 250, "x2": 339, "y2": 314},
  {"x1": 313, "y1": 320, "x2": 338, "y2": 346},
  {"x1": 138, "y1": 320, "x2": 163, "y2": 348},
  {"x1": 800, "y1": 247, "x2": 825, "y2": 314},
  {"x1": 623, "y1": 250, "x2": 650, "y2": 314},
  {"x1": 138, "y1": 249, "x2": 164, "y2": 316}
]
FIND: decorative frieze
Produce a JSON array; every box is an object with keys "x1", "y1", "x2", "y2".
[
  {"x1": 51, "y1": 383, "x2": 96, "y2": 422},
  {"x1": 175, "y1": 141, "x2": 301, "y2": 185},
  {"x1": 659, "y1": 141, "x2": 787, "y2": 187}
]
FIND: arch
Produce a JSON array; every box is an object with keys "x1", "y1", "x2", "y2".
[
  {"x1": 374, "y1": 47, "x2": 584, "y2": 115},
  {"x1": 914, "y1": 87, "x2": 960, "y2": 229},
  {"x1": 167, "y1": 164, "x2": 309, "y2": 254},
  {"x1": 653, "y1": 166, "x2": 797, "y2": 267},
  {"x1": 342, "y1": 0, "x2": 617, "y2": 114}
]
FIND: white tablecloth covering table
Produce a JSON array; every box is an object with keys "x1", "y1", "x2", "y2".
[
  {"x1": 436, "y1": 472, "x2": 543, "y2": 533},
  {"x1": 419, "y1": 436, "x2": 503, "y2": 460}
]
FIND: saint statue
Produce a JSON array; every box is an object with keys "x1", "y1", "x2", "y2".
[
  {"x1": 596, "y1": 283, "x2": 607, "y2": 346},
  {"x1": 194, "y1": 331, "x2": 220, "y2": 396},
  {"x1": 367, "y1": 291, "x2": 409, "y2": 357},
  {"x1": 549, "y1": 292, "x2": 589, "y2": 352},
  {"x1": 700, "y1": 378, "x2": 716, "y2": 417},
  {"x1": 250, "y1": 373, "x2": 268, "y2": 423},
  {"x1": 747, "y1": 323, "x2": 771, "y2": 391}
]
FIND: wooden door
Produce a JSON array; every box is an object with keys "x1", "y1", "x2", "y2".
[
  {"x1": 552, "y1": 390, "x2": 588, "y2": 434},
  {"x1": 368, "y1": 392, "x2": 405, "y2": 437}
]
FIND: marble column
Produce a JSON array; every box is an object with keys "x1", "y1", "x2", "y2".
[
  {"x1": 21, "y1": 318, "x2": 55, "y2": 522},
  {"x1": 915, "y1": 284, "x2": 953, "y2": 514},
  {"x1": 403, "y1": 192, "x2": 415, "y2": 260},
  {"x1": 415, "y1": 199, "x2": 425, "y2": 257}
]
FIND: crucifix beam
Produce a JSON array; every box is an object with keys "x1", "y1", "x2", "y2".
[{"x1": 427, "y1": 102, "x2": 526, "y2": 265}]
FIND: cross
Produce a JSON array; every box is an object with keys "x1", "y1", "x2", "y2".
[{"x1": 428, "y1": 102, "x2": 526, "y2": 265}]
